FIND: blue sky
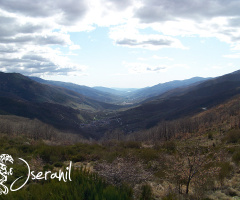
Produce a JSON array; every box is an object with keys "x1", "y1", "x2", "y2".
[{"x1": 0, "y1": 0, "x2": 239, "y2": 88}]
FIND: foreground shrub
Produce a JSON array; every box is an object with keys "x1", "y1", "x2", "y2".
[
  {"x1": 218, "y1": 161, "x2": 233, "y2": 184},
  {"x1": 232, "y1": 149, "x2": 240, "y2": 164},
  {"x1": 162, "y1": 141, "x2": 177, "y2": 153},
  {"x1": 0, "y1": 168, "x2": 133, "y2": 200},
  {"x1": 140, "y1": 184, "x2": 153, "y2": 200},
  {"x1": 224, "y1": 129, "x2": 240, "y2": 143}
]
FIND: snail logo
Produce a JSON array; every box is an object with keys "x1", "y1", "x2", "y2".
[{"x1": 0, "y1": 154, "x2": 14, "y2": 195}]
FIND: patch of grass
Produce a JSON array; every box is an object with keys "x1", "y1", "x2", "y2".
[
  {"x1": 43, "y1": 164, "x2": 54, "y2": 171},
  {"x1": 223, "y1": 129, "x2": 240, "y2": 143},
  {"x1": 54, "y1": 162, "x2": 64, "y2": 168},
  {"x1": 1, "y1": 169, "x2": 134, "y2": 200},
  {"x1": 154, "y1": 170, "x2": 166, "y2": 179},
  {"x1": 140, "y1": 184, "x2": 153, "y2": 200},
  {"x1": 71, "y1": 153, "x2": 88, "y2": 162},
  {"x1": 162, "y1": 141, "x2": 177, "y2": 153},
  {"x1": 232, "y1": 148, "x2": 240, "y2": 164},
  {"x1": 218, "y1": 161, "x2": 233, "y2": 184},
  {"x1": 137, "y1": 148, "x2": 159, "y2": 162},
  {"x1": 120, "y1": 141, "x2": 141, "y2": 149},
  {"x1": 162, "y1": 193, "x2": 177, "y2": 200},
  {"x1": 208, "y1": 132, "x2": 214, "y2": 140}
]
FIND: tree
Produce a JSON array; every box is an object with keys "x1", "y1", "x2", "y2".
[{"x1": 165, "y1": 143, "x2": 220, "y2": 195}]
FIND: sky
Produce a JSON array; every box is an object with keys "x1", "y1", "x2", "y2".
[{"x1": 0, "y1": 0, "x2": 240, "y2": 88}]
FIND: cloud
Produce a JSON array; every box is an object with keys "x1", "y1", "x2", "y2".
[
  {"x1": 0, "y1": 15, "x2": 47, "y2": 38},
  {"x1": 69, "y1": 44, "x2": 81, "y2": 50},
  {"x1": 135, "y1": 0, "x2": 240, "y2": 23},
  {"x1": 0, "y1": 55, "x2": 87, "y2": 76},
  {"x1": 117, "y1": 38, "x2": 171, "y2": 46},
  {"x1": 0, "y1": 0, "x2": 240, "y2": 77},
  {"x1": 0, "y1": 44, "x2": 18, "y2": 53},
  {"x1": 146, "y1": 66, "x2": 166, "y2": 71},
  {"x1": 224, "y1": 53, "x2": 240, "y2": 59},
  {"x1": 0, "y1": 4, "x2": 86, "y2": 77},
  {"x1": 132, "y1": 0, "x2": 240, "y2": 46},
  {"x1": 109, "y1": 25, "x2": 186, "y2": 50},
  {"x1": 101, "y1": 0, "x2": 133, "y2": 11},
  {"x1": 0, "y1": 43, "x2": 86, "y2": 76},
  {"x1": 115, "y1": 35, "x2": 186, "y2": 50},
  {"x1": 123, "y1": 61, "x2": 167, "y2": 73},
  {"x1": 0, "y1": 33, "x2": 71, "y2": 46},
  {"x1": 152, "y1": 55, "x2": 173, "y2": 60},
  {"x1": 0, "y1": 0, "x2": 88, "y2": 25}
]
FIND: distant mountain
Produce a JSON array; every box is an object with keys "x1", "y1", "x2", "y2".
[
  {"x1": 1, "y1": 73, "x2": 121, "y2": 111},
  {"x1": 125, "y1": 77, "x2": 209, "y2": 103},
  {"x1": 113, "y1": 70, "x2": 240, "y2": 132},
  {"x1": 29, "y1": 77, "x2": 123, "y2": 104},
  {"x1": 30, "y1": 76, "x2": 208, "y2": 104},
  {"x1": 3, "y1": 70, "x2": 240, "y2": 139},
  {"x1": 93, "y1": 86, "x2": 130, "y2": 96},
  {"x1": 0, "y1": 72, "x2": 122, "y2": 138},
  {"x1": 111, "y1": 88, "x2": 138, "y2": 92}
]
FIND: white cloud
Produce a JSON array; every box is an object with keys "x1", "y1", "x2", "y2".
[
  {"x1": 224, "y1": 53, "x2": 240, "y2": 59},
  {"x1": 0, "y1": 4, "x2": 87, "y2": 76},
  {"x1": 0, "y1": 44, "x2": 86, "y2": 76},
  {"x1": 135, "y1": 0, "x2": 240, "y2": 22},
  {"x1": 152, "y1": 55, "x2": 173, "y2": 60},
  {"x1": 0, "y1": 0, "x2": 88, "y2": 25},
  {"x1": 123, "y1": 61, "x2": 167, "y2": 73},
  {"x1": 109, "y1": 24, "x2": 186, "y2": 50},
  {"x1": 132, "y1": 0, "x2": 240, "y2": 47},
  {"x1": 0, "y1": 0, "x2": 240, "y2": 77},
  {"x1": 69, "y1": 44, "x2": 81, "y2": 50}
]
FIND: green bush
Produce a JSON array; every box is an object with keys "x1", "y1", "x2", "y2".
[
  {"x1": 140, "y1": 184, "x2": 153, "y2": 200},
  {"x1": 162, "y1": 192, "x2": 177, "y2": 200},
  {"x1": 54, "y1": 162, "x2": 64, "y2": 168},
  {"x1": 138, "y1": 149, "x2": 158, "y2": 162},
  {"x1": 208, "y1": 132, "x2": 214, "y2": 140},
  {"x1": 154, "y1": 170, "x2": 166, "y2": 179},
  {"x1": 218, "y1": 162, "x2": 233, "y2": 184},
  {"x1": 0, "y1": 169, "x2": 133, "y2": 200},
  {"x1": 224, "y1": 129, "x2": 240, "y2": 143},
  {"x1": 232, "y1": 149, "x2": 240, "y2": 164},
  {"x1": 162, "y1": 141, "x2": 176, "y2": 153},
  {"x1": 36, "y1": 145, "x2": 68, "y2": 163},
  {"x1": 121, "y1": 141, "x2": 141, "y2": 149},
  {"x1": 43, "y1": 164, "x2": 54, "y2": 171},
  {"x1": 71, "y1": 153, "x2": 87, "y2": 162}
]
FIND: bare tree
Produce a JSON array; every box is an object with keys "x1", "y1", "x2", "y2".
[{"x1": 165, "y1": 143, "x2": 220, "y2": 195}]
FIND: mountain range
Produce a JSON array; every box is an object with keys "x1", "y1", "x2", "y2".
[
  {"x1": 115, "y1": 70, "x2": 240, "y2": 132},
  {"x1": 0, "y1": 72, "x2": 122, "y2": 138},
  {"x1": 29, "y1": 77, "x2": 125, "y2": 104},
  {"x1": 1, "y1": 70, "x2": 240, "y2": 139},
  {"x1": 29, "y1": 76, "x2": 208, "y2": 104}
]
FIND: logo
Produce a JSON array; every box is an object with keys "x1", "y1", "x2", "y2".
[
  {"x1": 0, "y1": 154, "x2": 72, "y2": 195},
  {"x1": 0, "y1": 154, "x2": 14, "y2": 195}
]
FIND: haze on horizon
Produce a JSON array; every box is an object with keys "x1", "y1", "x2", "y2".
[{"x1": 0, "y1": 0, "x2": 239, "y2": 88}]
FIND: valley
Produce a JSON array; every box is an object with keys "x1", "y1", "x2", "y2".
[
  {"x1": 1, "y1": 70, "x2": 240, "y2": 199},
  {"x1": 2, "y1": 70, "x2": 240, "y2": 140}
]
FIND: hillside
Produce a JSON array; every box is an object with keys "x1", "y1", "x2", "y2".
[
  {"x1": 33, "y1": 76, "x2": 209, "y2": 105},
  {"x1": 112, "y1": 70, "x2": 240, "y2": 132},
  {"x1": 1, "y1": 70, "x2": 240, "y2": 139},
  {"x1": 123, "y1": 77, "x2": 209, "y2": 103},
  {"x1": 2, "y1": 71, "x2": 240, "y2": 199},
  {"x1": 2, "y1": 93, "x2": 240, "y2": 199},
  {"x1": 30, "y1": 77, "x2": 125, "y2": 104},
  {"x1": 1, "y1": 72, "x2": 123, "y2": 111},
  {"x1": 0, "y1": 72, "x2": 123, "y2": 138}
]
